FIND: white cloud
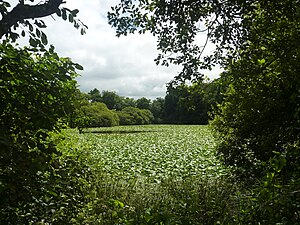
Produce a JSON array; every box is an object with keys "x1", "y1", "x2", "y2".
[{"x1": 10, "y1": 0, "x2": 222, "y2": 99}]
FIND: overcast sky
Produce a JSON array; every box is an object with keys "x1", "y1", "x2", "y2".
[{"x1": 12, "y1": 0, "x2": 222, "y2": 99}]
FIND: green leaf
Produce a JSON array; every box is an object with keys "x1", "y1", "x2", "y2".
[
  {"x1": 258, "y1": 59, "x2": 266, "y2": 65},
  {"x1": 34, "y1": 20, "x2": 47, "y2": 28},
  {"x1": 36, "y1": 28, "x2": 41, "y2": 37},
  {"x1": 74, "y1": 63, "x2": 83, "y2": 70},
  {"x1": 48, "y1": 190, "x2": 58, "y2": 197},
  {"x1": 28, "y1": 23, "x2": 33, "y2": 32},
  {"x1": 29, "y1": 37, "x2": 38, "y2": 47},
  {"x1": 69, "y1": 14, "x2": 74, "y2": 23},
  {"x1": 56, "y1": 8, "x2": 62, "y2": 17},
  {"x1": 62, "y1": 9, "x2": 67, "y2": 20},
  {"x1": 71, "y1": 9, "x2": 79, "y2": 16},
  {"x1": 3, "y1": 1, "x2": 11, "y2": 7},
  {"x1": 41, "y1": 32, "x2": 48, "y2": 45}
]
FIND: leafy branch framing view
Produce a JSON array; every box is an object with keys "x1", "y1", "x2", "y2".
[{"x1": 1, "y1": 0, "x2": 300, "y2": 224}]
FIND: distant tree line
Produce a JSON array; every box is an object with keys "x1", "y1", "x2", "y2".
[{"x1": 72, "y1": 80, "x2": 223, "y2": 129}]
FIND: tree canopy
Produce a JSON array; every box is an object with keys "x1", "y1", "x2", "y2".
[{"x1": 108, "y1": 0, "x2": 299, "y2": 83}]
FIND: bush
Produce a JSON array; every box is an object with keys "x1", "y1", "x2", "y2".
[
  {"x1": 0, "y1": 42, "x2": 90, "y2": 223},
  {"x1": 116, "y1": 111, "x2": 135, "y2": 125},
  {"x1": 212, "y1": 57, "x2": 300, "y2": 181},
  {"x1": 118, "y1": 107, "x2": 154, "y2": 125},
  {"x1": 78, "y1": 102, "x2": 119, "y2": 128}
]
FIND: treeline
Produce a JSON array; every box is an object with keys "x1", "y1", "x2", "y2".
[{"x1": 73, "y1": 80, "x2": 223, "y2": 129}]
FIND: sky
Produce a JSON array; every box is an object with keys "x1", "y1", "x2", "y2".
[{"x1": 11, "y1": 0, "x2": 222, "y2": 99}]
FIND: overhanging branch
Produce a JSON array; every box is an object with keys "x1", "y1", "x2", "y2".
[{"x1": 0, "y1": 0, "x2": 64, "y2": 39}]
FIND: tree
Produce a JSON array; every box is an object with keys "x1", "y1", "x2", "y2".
[
  {"x1": 0, "y1": 0, "x2": 87, "y2": 47},
  {"x1": 209, "y1": 0, "x2": 300, "y2": 178},
  {"x1": 164, "y1": 84, "x2": 210, "y2": 124},
  {"x1": 120, "y1": 96, "x2": 137, "y2": 108},
  {"x1": 108, "y1": 0, "x2": 259, "y2": 83},
  {"x1": 212, "y1": 44, "x2": 300, "y2": 180},
  {"x1": 79, "y1": 102, "x2": 119, "y2": 128},
  {"x1": 117, "y1": 107, "x2": 154, "y2": 125},
  {"x1": 211, "y1": 31, "x2": 300, "y2": 222},
  {"x1": 88, "y1": 88, "x2": 102, "y2": 102},
  {"x1": 150, "y1": 97, "x2": 165, "y2": 123},
  {"x1": 182, "y1": 80, "x2": 225, "y2": 123},
  {"x1": 0, "y1": 1, "x2": 90, "y2": 223},
  {"x1": 136, "y1": 97, "x2": 151, "y2": 110},
  {"x1": 164, "y1": 85, "x2": 185, "y2": 124},
  {"x1": 202, "y1": 78, "x2": 226, "y2": 116},
  {"x1": 117, "y1": 110, "x2": 135, "y2": 125},
  {"x1": 0, "y1": 42, "x2": 85, "y2": 223},
  {"x1": 69, "y1": 89, "x2": 90, "y2": 130},
  {"x1": 101, "y1": 90, "x2": 122, "y2": 110}
]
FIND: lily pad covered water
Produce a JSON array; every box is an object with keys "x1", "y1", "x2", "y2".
[
  {"x1": 52, "y1": 125, "x2": 238, "y2": 224},
  {"x1": 75, "y1": 125, "x2": 230, "y2": 182}
]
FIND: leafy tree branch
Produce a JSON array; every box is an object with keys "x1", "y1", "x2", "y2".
[{"x1": 0, "y1": 0, "x2": 87, "y2": 47}]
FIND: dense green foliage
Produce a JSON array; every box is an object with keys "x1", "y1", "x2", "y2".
[
  {"x1": 79, "y1": 102, "x2": 120, "y2": 128},
  {"x1": 88, "y1": 89, "x2": 135, "y2": 110},
  {"x1": 0, "y1": 42, "x2": 93, "y2": 223},
  {"x1": 117, "y1": 107, "x2": 154, "y2": 125},
  {"x1": 212, "y1": 1, "x2": 300, "y2": 180},
  {"x1": 0, "y1": 1, "x2": 93, "y2": 224},
  {"x1": 210, "y1": 2, "x2": 300, "y2": 220},
  {"x1": 73, "y1": 90, "x2": 156, "y2": 128},
  {"x1": 149, "y1": 97, "x2": 165, "y2": 124},
  {"x1": 84, "y1": 86, "x2": 221, "y2": 125},
  {"x1": 165, "y1": 80, "x2": 223, "y2": 124}
]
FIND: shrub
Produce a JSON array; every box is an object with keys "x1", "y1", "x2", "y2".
[
  {"x1": 78, "y1": 102, "x2": 119, "y2": 128},
  {"x1": 0, "y1": 42, "x2": 88, "y2": 223},
  {"x1": 118, "y1": 107, "x2": 154, "y2": 125}
]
